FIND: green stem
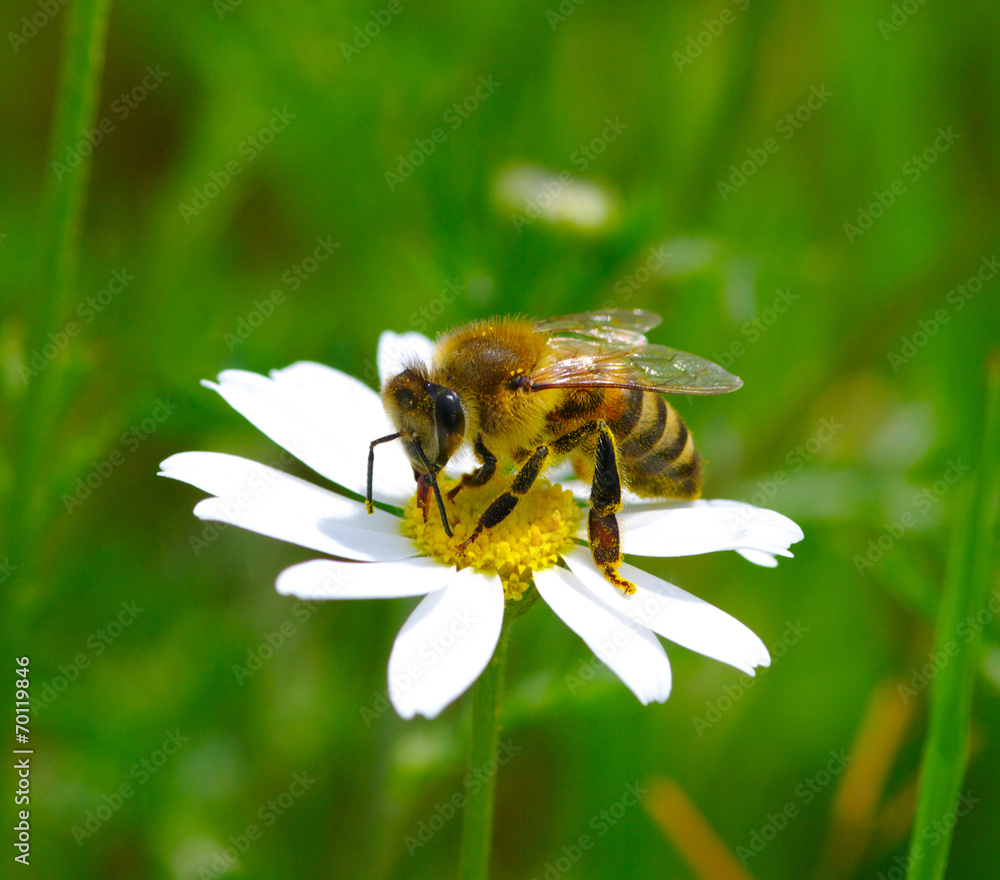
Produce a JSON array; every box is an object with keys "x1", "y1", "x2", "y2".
[
  {"x1": 42, "y1": 0, "x2": 112, "y2": 309},
  {"x1": 906, "y1": 353, "x2": 1000, "y2": 880},
  {"x1": 11, "y1": 0, "x2": 112, "y2": 553},
  {"x1": 459, "y1": 618, "x2": 511, "y2": 880}
]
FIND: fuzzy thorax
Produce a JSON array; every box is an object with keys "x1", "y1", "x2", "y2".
[{"x1": 401, "y1": 475, "x2": 581, "y2": 600}]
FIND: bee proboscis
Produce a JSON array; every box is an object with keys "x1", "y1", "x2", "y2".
[{"x1": 367, "y1": 309, "x2": 742, "y2": 594}]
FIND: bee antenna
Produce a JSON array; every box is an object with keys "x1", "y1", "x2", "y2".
[
  {"x1": 414, "y1": 442, "x2": 453, "y2": 537},
  {"x1": 367, "y1": 432, "x2": 402, "y2": 514}
]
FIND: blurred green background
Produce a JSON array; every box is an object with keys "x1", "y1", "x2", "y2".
[{"x1": 2, "y1": 0, "x2": 999, "y2": 877}]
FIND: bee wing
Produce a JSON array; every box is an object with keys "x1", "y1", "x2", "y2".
[
  {"x1": 533, "y1": 337, "x2": 743, "y2": 395},
  {"x1": 536, "y1": 309, "x2": 663, "y2": 346}
]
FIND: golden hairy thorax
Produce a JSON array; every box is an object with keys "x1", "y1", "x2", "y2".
[
  {"x1": 431, "y1": 318, "x2": 702, "y2": 499},
  {"x1": 432, "y1": 319, "x2": 557, "y2": 459}
]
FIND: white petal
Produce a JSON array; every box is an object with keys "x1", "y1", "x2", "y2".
[
  {"x1": 159, "y1": 452, "x2": 418, "y2": 562},
  {"x1": 203, "y1": 361, "x2": 415, "y2": 505},
  {"x1": 387, "y1": 569, "x2": 505, "y2": 719},
  {"x1": 377, "y1": 330, "x2": 435, "y2": 386},
  {"x1": 546, "y1": 460, "x2": 577, "y2": 482},
  {"x1": 605, "y1": 499, "x2": 803, "y2": 559},
  {"x1": 534, "y1": 566, "x2": 672, "y2": 705},
  {"x1": 736, "y1": 548, "x2": 780, "y2": 568},
  {"x1": 562, "y1": 479, "x2": 654, "y2": 507},
  {"x1": 442, "y1": 446, "x2": 478, "y2": 478},
  {"x1": 563, "y1": 547, "x2": 770, "y2": 675},
  {"x1": 276, "y1": 557, "x2": 453, "y2": 599}
]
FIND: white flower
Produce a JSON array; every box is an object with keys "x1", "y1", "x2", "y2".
[
  {"x1": 493, "y1": 165, "x2": 621, "y2": 233},
  {"x1": 159, "y1": 332, "x2": 803, "y2": 720}
]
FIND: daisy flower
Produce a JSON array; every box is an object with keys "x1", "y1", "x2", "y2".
[{"x1": 159, "y1": 331, "x2": 803, "y2": 720}]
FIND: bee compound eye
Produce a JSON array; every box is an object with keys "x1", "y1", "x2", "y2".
[{"x1": 435, "y1": 390, "x2": 464, "y2": 432}]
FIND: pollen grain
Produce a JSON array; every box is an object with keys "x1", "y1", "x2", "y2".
[{"x1": 401, "y1": 475, "x2": 581, "y2": 600}]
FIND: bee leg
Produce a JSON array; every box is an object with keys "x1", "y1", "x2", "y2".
[
  {"x1": 416, "y1": 474, "x2": 430, "y2": 522},
  {"x1": 586, "y1": 423, "x2": 636, "y2": 595},
  {"x1": 588, "y1": 512, "x2": 635, "y2": 595},
  {"x1": 447, "y1": 437, "x2": 497, "y2": 501},
  {"x1": 458, "y1": 444, "x2": 550, "y2": 550}
]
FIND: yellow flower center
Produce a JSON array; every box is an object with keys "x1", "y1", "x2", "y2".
[{"x1": 401, "y1": 474, "x2": 582, "y2": 601}]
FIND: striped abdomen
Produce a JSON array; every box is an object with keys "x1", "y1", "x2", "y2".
[{"x1": 547, "y1": 386, "x2": 702, "y2": 499}]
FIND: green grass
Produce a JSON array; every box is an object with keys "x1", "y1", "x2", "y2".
[
  {"x1": 906, "y1": 360, "x2": 1000, "y2": 880},
  {"x1": 2, "y1": 0, "x2": 999, "y2": 878}
]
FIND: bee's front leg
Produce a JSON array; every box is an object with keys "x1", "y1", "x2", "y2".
[
  {"x1": 447, "y1": 436, "x2": 497, "y2": 501},
  {"x1": 458, "y1": 444, "x2": 549, "y2": 550},
  {"x1": 415, "y1": 474, "x2": 430, "y2": 522}
]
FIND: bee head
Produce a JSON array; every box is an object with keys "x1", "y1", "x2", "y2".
[{"x1": 382, "y1": 367, "x2": 467, "y2": 475}]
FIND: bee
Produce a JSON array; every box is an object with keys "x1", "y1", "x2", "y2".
[{"x1": 366, "y1": 309, "x2": 742, "y2": 594}]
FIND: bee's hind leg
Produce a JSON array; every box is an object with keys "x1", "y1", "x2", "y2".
[{"x1": 586, "y1": 423, "x2": 636, "y2": 595}]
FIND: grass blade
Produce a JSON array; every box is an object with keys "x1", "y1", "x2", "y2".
[{"x1": 906, "y1": 353, "x2": 1000, "y2": 879}]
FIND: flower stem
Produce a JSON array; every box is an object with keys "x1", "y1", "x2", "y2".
[{"x1": 459, "y1": 618, "x2": 510, "y2": 880}]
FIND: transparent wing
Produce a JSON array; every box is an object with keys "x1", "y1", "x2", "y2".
[
  {"x1": 536, "y1": 309, "x2": 663, "y2": 347},
  {"x1": 532, "y1": 317, "x2": 742, "y2": 395}
]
